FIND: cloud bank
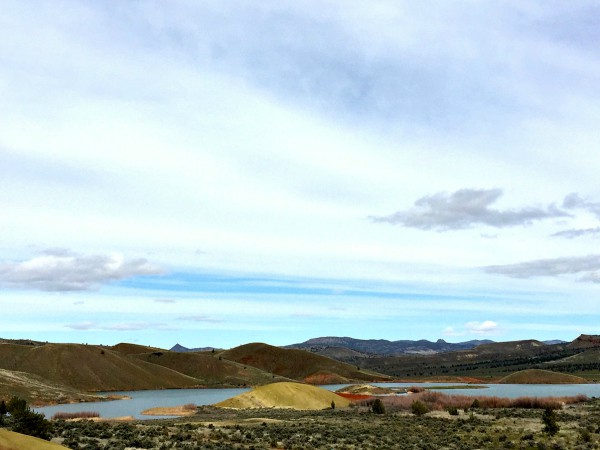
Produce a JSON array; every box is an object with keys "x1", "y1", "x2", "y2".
[{"x1": 0, "y1": 249, "x2": 162, "y2": 291}]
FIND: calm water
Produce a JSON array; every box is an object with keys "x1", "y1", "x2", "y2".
[
  {"x1": 34, "y1": 388, "x2": 249, "y2": 420},
  {"x1": 35, "y1": 383, "x2": 600, "y2": 420}
]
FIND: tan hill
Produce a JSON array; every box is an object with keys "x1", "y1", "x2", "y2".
[
  {"x1": 110, "y1": 342, "x2": 166, "y2": 355},
  {"x1": 220, "y1": 343, "x2": 391, "y2": 384},
  {"x1": 0, "y1": 368, "x2": 103, "y2": 405},
  {"x1": 0, "y1": 343, "x2": 199, "y2": 392},
  {"x1": 567, "y1": 335, "x2": 600, "y2": 349},
  {"x1": 215, "y1": 381, "x2": 351, "y2": 410},
  {"x1": 0, "y1": 429, "x2": 69, "y2": 450},
  {"x1": 129, "y1": 350, "x2": 292, "y2": 387},
  {"x1": 499, "y1": 369, "x2": 588, "y2": 384}
]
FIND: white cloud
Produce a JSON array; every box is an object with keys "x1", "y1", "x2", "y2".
[
  {"x1": 443, "y1": 321, "x2": 499, "y2": 337},
  {"x1": 466, "y1": 320, "x2": 498, "y2": 335}
]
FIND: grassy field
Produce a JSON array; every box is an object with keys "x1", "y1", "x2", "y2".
[{"x1": 38, "y1": 397, "x2": 600, "y2": 449}]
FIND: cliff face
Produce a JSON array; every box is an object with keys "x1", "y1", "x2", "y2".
[{"x1": 567, "y1": 334, "x2": 600, "y2": 349}]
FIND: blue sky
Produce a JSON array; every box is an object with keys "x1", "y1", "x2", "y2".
[{"x1": 1, "y1": 1, "x2": 600, "y2": 348}]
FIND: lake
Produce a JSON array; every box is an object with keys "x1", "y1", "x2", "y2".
[{"x1": 35, "y1": 382, "x2": 600, "y2": 420}]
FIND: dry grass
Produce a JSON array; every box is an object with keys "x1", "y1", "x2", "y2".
[{"x1": 142, "y1": 404, "x2": 198, "y2": 416}]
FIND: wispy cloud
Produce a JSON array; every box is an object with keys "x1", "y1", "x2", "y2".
[
  {"x1": 563, "y1": 193, "x2": 600, "y2": 218},
  {"x1": 64, "y1": 321, "x2": 171, "y2": 331},
  {"x1": 552, "y1": 227, "x2": 600, "y2": 239},
  {"x1": 485, "y1": 254, "x2": 600, "y2": 282},
  {"x1": 0, "y1": 249, "x2": 163, "y2": 291},
  {"x1": 64, "y1": 321, "x2": 96, "y2": 330},
  {"x1": 371, "y1": 188, "x2": 567, "y2": 231},
  {"x1": 155, "y1": 299, "x2": 177, "y2": 304},
  {"x1": 177, "y1": 315, "x2": 221, "y2": 323}
]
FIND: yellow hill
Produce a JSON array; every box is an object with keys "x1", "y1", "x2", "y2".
[
  {"x1": 499, "y1": 369, "x2": 588, "y2": 384},
  {"x1": 0, "y1": 429, "x2": 68, "y2": 450},
  {"x1": 215, "y1": 382, "x2": 351, "y2": 410}
]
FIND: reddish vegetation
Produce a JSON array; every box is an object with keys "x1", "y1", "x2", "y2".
[
  {"x1": 336, "y1": 393, "x2": 373, "y2": 401},
  {"x1": 52, "y1": 411, "x2": 100, "y2": 420},
  {"x1": 407, "y1": 386, "x2": 425, "y2": 393},
  {"x1": 356, "y1": 392, "x2": 588, "y2": 411}
]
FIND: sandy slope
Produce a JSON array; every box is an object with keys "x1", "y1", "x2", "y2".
[{"x1": 215, "y1": 382, "x2": 351, "y2": 410}]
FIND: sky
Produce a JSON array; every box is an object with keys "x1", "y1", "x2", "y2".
[{"x1": 1, "y1": 1, "x2": 600, "y2": 349}]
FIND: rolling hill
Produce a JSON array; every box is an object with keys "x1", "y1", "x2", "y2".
[
  {"x1": 220, "y1": 342, "x2": 391, "y2": 384},
  {"x1": 121, "y1": 348, "x2": 292, "y2": 387},
  {"x1": 499, "y1": 369, "x2": 588, "y2": 384},
  {"x1": 0, "y1": 343, "x2": 200, "y2": 392},
  {"x1": 215, "y1": 382, "x2": 351, "y2": 410}
]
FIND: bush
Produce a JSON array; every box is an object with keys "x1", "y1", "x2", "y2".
[
  {"x1": 411, "y1": 400, "x2": 429, "y2": 416},
  {"x1": 446, "y1": 406, "x2": 459, "y2": 416},
  {"x1": 371, "y1": 399, "x2": 385, "y2": 414}
]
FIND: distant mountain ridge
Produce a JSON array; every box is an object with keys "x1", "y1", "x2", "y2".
[
  {"x1": 170, "y1": 343, "x2": 219, "y2": 352},
  {"x1": 284, "y1": 336, "x2": 495, "y2": 356}
]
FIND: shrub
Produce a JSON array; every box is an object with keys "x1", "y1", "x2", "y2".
[
  {"x1": 6, "y1": 397, "x2": 52, "y2": 439},
  {"x1": 408, "y1": 386, "x2": 425, "y2": 393},
  {"x1": 542, "y1": 407, "x2": 560, "y2": 435},
  {"x1": 411, "y1": 400, "x2": 429, "y2": 416},
  {"x1": 371, "y1": 399, "x2": 385, "y2": 414},
  {"x1": 446, "y1": 406, "x2": 459, "y2": 416}
]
